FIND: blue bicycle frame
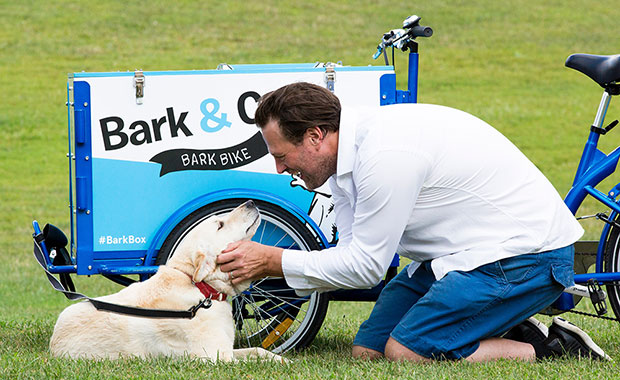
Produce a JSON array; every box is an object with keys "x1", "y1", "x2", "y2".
[
  {"x1": 566, "y1": 91, "x2": 620, "y2": 274},
  {"x1": 554, "y1": 88, "x2": 620, "y2": 311}
]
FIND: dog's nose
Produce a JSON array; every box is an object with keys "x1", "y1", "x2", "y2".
[{"x1": 243, "y1": 200, "x2": 256, "y2": 209}]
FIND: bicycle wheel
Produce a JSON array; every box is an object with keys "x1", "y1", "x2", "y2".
[
  {"x1": 156, "y1": 198, "x2": 329, "y2": 353},
  {"x1": 603, "y1": 214, "x2": 620, "y2": 320}
]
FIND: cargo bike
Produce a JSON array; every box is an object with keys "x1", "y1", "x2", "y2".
[{"x1": 32, "y1": 15, "x2": 620, "y2": 355}]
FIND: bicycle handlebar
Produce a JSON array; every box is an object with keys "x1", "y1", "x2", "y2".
[
  {"x1": 372, "y1": 15, "x2": 433, "y2": 60},
  {"x1": 409, "y1": 25, "x2": 433, "y2": 38}
]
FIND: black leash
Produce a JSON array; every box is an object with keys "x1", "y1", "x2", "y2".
[{"x1": 33, "y1": 237, "x2": 211, "y2": 319}]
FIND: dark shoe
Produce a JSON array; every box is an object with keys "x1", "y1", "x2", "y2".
[
  {"x1": 503, "y1": 316, "x2": 548, "y2": 345},
  {"x1": 545, "y1": 316, "x2": 611, "y2": 360}
]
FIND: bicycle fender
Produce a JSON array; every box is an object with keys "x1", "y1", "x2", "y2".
[{"x1": 144, "y1": 188, "x2": 329, "y2": 265}]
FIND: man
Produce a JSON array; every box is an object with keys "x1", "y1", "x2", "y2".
[{"x1": 217, "y1": 82, "x2": 609, "y2": 361}]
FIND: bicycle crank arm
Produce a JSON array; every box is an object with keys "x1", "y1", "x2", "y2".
[{"x1": 564, "y1": 284, "x2": 596, "y2": 298}]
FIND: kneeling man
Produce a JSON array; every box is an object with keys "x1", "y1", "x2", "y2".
[{"x1": 218, "y1": 82, "x2": 608, "y2": 361}]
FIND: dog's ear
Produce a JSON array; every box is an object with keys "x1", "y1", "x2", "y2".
[{"x1": 192, "y1": 250, "x2": 216, "y2": 283}]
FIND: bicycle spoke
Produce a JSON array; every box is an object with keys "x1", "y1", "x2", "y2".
[
  {"x1": 286, "y1": 240, "x2": 299, "y2": 250},
  {"x1": 238, "y1": 299, "x2": 254, "y2": 348},
  {"x1": 273, "y1": 230, "x2": 290, "y2": 248},
  {"x1": 251, "y1": 286, "x2": 305, "y2": 320},
  {"x1": 251, "y1": 285, "x2": 305, "y2": 311},
  {"x1": 258, "y1": 220, "x2": 267, "y2": 243},
  {"x1": 262, "y1": 223, "x2": 280, "y2": 245},
  {"x1": 244, "y1": 292, "x2": 273, "y2": 335}
]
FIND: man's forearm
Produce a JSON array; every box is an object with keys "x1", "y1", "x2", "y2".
[{"x1": 263, "y1": 244, "x2": 284, "y2": 278}]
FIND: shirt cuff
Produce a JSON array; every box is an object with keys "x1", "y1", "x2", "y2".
[{"x1": 281, "y1": 249, "x2": 314, "y2": 296}]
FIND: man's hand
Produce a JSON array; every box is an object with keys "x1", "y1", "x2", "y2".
[{"x1": 216, "y1": 241, "x2": 284, "y2": 285}]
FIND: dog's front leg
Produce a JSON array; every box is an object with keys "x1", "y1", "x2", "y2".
[
  {"x1": 191, "y1": 349, "x2": 234, "y2": 363},
  {"x1": 232, "y1": 348, "x2": 289, "y2": 363}
]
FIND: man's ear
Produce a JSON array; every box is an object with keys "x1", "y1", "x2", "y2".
[
  {"x1": 306, "y1": 127, "x2": 324, "y2": 147},
  {"x1": 192, "y1": 250, "x2": 215, "y2": 283}
]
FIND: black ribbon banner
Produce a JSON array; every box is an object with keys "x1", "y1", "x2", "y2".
[{"x1": 149, "y1": 132, "x2": 269, "y2": 176}]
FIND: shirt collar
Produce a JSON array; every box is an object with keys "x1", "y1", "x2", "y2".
[{"x1": 336, "y1": 106, "x2": 358, "y2": 177}]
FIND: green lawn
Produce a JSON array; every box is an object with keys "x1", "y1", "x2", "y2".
[{"x1": 2, "y1": 0, "x2": 620, "y2": 378}]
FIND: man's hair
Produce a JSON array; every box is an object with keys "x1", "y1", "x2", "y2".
[{"x1": 254, "y1": 82, "x2": 341, "y2": 145}]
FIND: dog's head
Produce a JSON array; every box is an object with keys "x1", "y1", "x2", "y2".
[{"x1": 168, "y1": 200, "x2": 260, "y2": 295}]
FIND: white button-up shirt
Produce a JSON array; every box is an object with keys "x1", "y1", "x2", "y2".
[{"x1": 281, "y1": 103, "x2": 583, "y2": 295}]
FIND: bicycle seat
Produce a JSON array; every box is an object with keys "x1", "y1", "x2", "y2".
[{"x1": 565, "y1": 54, "x2": 620, "y2": 88}]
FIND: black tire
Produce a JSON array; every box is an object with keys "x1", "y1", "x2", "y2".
[
  {"x1": 156, "y1": 198, "x2": 329, "y2": 353},
  {"x1": 603, "y1": 214, "x2": 620, "y2": 320}
]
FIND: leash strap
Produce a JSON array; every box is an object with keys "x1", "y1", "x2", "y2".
[{"x1": 33, "y1": 238, "x2": 211, "y2": 319}]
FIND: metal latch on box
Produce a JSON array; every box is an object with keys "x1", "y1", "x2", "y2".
[
  {"x1": 324, "y1": 63, "x2": 336, "y2": 93},
  {"x1": 134, "y1": 70, "x2": 145, "y2": 104}
]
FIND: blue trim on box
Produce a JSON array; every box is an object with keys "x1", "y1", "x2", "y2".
[
  {"x1": 380, "y1": 73, "x2": 397, "y2": 105},
  {"x1": 93, "y1": 250, "x2": 148, "y2": 260},
  {"x1": 99, "y1": 265, "x2": 159, "y2": 275},
  {"x1": 73, "y1": 81, "x2": 95, "y2": 275},
  {"x1": 67, "y1": 80, "x2": 76, "y2": 255}
]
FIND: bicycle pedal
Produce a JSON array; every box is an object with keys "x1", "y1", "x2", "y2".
[{"x1": 587, "y1": 279, "x2": 608, "y2": 316}]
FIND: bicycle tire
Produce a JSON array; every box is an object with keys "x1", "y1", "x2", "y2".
[
  {"x1": 156, "y1": 198, "x2": 329, "y2": 353},
  {"x1": 603, "y1": 214, "x2": 620, "y2": 321}
]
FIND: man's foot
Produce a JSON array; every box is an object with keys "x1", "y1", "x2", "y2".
[
  {"x1": 502, "y1": 316, "x2": 548, "y2": 345},
  {"x1": 545, "y1": 317, "x2": 611, "y2": 360}
]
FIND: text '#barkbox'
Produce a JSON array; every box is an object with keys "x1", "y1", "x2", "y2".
[{"x1": 54, "y1": 62, "x2": 395, "y2": 278}]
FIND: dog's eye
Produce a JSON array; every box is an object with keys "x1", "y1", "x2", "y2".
[{"x1": 217, "y1": 221, "x2": 224, "y2": 230}]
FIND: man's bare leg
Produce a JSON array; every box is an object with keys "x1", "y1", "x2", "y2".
[
  {"x1": 354, "y1": 337, "x2": 535, "y2": 363},
  {"x1": 352, "y1": 345, "x2": 384, "y2": 360},
  {"x1": 465, "y1": 338, "x2": 535, "y2": 362}
]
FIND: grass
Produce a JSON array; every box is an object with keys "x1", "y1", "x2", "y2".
[{"x1": 2, "y1": 0, "x2": 620, "y2": 378}]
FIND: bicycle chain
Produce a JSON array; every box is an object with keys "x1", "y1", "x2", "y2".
[
  {"x1": 567, "y1": 308, "x2": 620, "y2": 322},
  {"x1": 569, "y1": 214, "x2": 620, "y2": 322}
]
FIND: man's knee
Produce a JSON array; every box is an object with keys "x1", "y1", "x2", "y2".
[
  {"x1": 384, "y1": 338, "x2": 431, "y2": 363},
  {"x1": 352, "y1": 345, "x2": 383, "y2": 360}
]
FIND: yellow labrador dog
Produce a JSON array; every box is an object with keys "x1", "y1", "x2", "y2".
[{"x1": 50, "y1": 201, "x2": 284, "y2": 362}]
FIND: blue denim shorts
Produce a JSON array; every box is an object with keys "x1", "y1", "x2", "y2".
[{"x1": 353, "y1": 245, "x2": 575, "y2": 359}]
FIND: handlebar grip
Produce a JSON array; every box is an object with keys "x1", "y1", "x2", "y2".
[
  {"x1": 372, "y1": 47, "x2": 383, "y2": 59},
  {"x1": 410, "y1": 25, "x2": 433, "y2": 38}
]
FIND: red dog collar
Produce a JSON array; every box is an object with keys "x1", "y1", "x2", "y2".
[{"x1": 195, "y1": 281, "x2": 227, "y2": 302}]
